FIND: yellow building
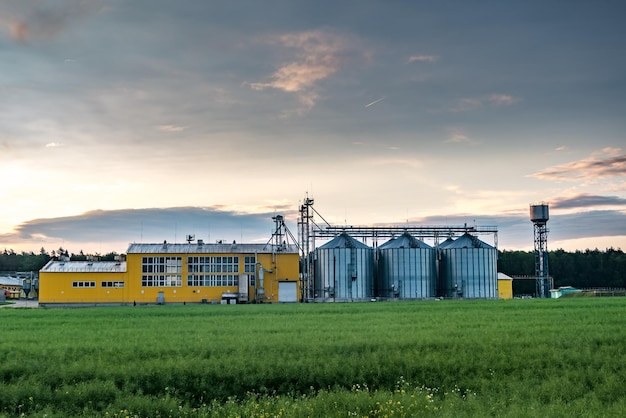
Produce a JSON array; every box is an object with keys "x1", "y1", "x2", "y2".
[
  {"x1": 1, "y1": 276, "x2": 22, "y2": 300},
  {"x1": 39, "y1": 241, "x2": 300, "y2": 306},
  {"x1": 497, "y1": 272, "x2": 513, "y2": 299}
]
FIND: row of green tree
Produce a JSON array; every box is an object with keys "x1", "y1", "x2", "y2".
[
  {"x1": 2, "y1": 247, "x2": 625, "y2": 296},
  {"x1": 0, "y1": 248, "x2": 120, "y2": 273},
  {"x1": 498, "y1": 248, "x2": 626, "y2": 294}
]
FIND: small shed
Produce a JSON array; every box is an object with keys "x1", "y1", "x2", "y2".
[
  {"x1": 549, "y1": 286, "x2": 582, "y2": 298},
  {"x1": 497, "y1": 272, "x2": 513, "y2": 299}
]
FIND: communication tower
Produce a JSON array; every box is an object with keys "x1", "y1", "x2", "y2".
[{"x1": 530, "y1": 203, "x2": 552, "y2": 297}]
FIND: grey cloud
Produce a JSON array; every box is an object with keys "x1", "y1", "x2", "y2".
[
  {"x1": 3, "y1": 0, "x2": 622, "y2": 159},
  {"x1": 552, "y1": 194, "x2": 626, "y2": 209},
  {"x1": 398, "y1": 214, "x2": 530, "y2": 249},
  {"x1": 1, "y1": 1, "x2": 625, "y2": 193},
  {"x1": 407, "y1": 55, "x2": 438, "y2": 63},
  {"x1": 3, "y1": 207, "x2": 626, "y2": 253},
  {"x1": 3, "y1": 207, "x2": 298, "y2": 253},
  {"x1": 379, "y1": 210, "x2": 626, "y2": 250},
  {"x1": 450, "y1": 94, "x2": 521, "y2": 112},
  {"x1": 1, "y1": 0, "x2": 105, "y2": 43},
  {"x1": 549, "y1": 210, "x2": 626, "y2": 246}
]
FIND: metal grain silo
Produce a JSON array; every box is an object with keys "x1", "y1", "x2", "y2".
[
  {"x1": 377, "y1": 232, "x2": 436, "y2": 299},
  {"x1": 439, "y1": 233, "x2": 498, "y2": 299},
  {"x1": 314, "y1": 232, "x2": 374, "y2": 301}
]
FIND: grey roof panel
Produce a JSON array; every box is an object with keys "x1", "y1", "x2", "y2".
[
  {"x1": 41, "y1": 261, "x2": 127, "y2": 273},
  {"x1": 0, "y1": 276, "x2": 22, "y2": 286},
  {"x1": 126, "y1": 242, "x2": 298, "y2": 254}
]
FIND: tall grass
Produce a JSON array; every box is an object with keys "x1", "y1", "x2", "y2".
[{"x1": 1, "y1": 298, "x2": 625, "y2": 417}]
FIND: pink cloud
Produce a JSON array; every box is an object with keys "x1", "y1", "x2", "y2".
[
  {"x1": 1, "y1": 0, "x2": 105, "y2": 44},
  {"x1": 531, "y1": 152, "x2": 626, "y2": 181},
  {"x1": 248, "y1": 30, "x2": 348, "y2": 111}
]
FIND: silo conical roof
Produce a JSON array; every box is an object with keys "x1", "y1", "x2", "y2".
[
  {"x1": 318, "y1": 232, "x2": 370, "y2": 249},
  {"x1": 445, "y1": 233, "x2": 494, "y2": 249},
  {"x1": 438, "y1": 237, "x2": 456, "y2": 248},
  {"x1": 379, "y1": 232, "x2": 432, "y2": 249}
]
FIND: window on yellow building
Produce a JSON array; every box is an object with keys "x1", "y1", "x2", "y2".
[
  {"x1": 102, "y1": 281, "x2": 125, "y2": 288},
  {"x1": 244, "y1": 256, "x2": 256, "y2": 286},
  {"x1": 186, "y1": 256, "x2": 240, "y2": 286},
  {"x1": 72, "y1": 281, "x2": 96, "y2": 288},
  {"x1": 142, "y1": 257, "x2": 182, "y2": 287},
  {"x1": 187, "y1": 274, "x2": 239, "y2": 287}
]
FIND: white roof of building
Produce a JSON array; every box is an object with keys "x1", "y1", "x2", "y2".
[
  {"x1": 40, "y1": 261, "x2": 127, "y2": 273},
  {"x1": 497, "y1": 272, "x2": 514, "y2": 281},
  {"x1": 126, "y1": 242, "x2": 298, "y2": 254},
  {"x1": 0, "y1": 276, "x2": 22, "y2": 286}
]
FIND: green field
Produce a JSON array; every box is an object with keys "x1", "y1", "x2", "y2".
[{"x1": 1, "y1": 298, "x2": 625, "y2": 417}]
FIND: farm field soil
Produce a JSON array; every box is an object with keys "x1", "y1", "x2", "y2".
[{"x1": 1, "y1": 298, "x2": 625, "y2": 417}]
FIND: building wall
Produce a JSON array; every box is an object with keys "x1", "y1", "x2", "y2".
[
  {"x1": 256, "y1": 252, "x2": 300, "y2": 303},
  {"x1": 40, "y1": 251, "x2": 300, "y2": 305},
  {"x1": 39, "y1": 271, "x2": 130, "y2": 304},
  {"x1": 1, "y1": 285, "x2": 21, "y2": 299},
  {"x1": 497, "y1": 279, "x2": 513, "y2": 299}
]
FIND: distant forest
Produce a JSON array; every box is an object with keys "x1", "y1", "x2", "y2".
[
  {"x1": 499, "y1": 248, "x2": 626, "y2": 295},
  {"x1": 1, "y1": 247, "x2": 625, "y2": 296},
  {"x1": 0, "y1": 248, "x2": 120, "y2": 273}
]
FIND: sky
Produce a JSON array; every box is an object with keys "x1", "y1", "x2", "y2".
[{"x1": 1, "y1": 0, "x2": 625, "y2": 255}]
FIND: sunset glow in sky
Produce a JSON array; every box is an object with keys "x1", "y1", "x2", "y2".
[{"x1": 1, "y1": 0, "x2": 625, "y2": 254}]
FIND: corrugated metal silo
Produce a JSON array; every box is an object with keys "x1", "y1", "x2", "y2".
[
  {"x1": 377, "y1": 232, "x2": 436, "y2": 299},
  {"x1": 314, "y1": 232, "x2": 374, "y2": 301},
  {"x1": 439, "y1": 233, "x2": 498, "y2": 299}
]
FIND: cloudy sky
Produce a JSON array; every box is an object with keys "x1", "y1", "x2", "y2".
[{"x1": 1, "y1": 0, "x2": 625, "y2": 254}]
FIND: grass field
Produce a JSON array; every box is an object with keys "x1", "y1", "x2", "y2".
[{"x1": 1, "y1": 298, "x2": 625, "y2": 417}]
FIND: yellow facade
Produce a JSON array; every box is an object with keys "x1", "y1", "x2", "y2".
[
  {"x1": 497, "y1": 277, "x2": 513, "y2": 299},
  {"x1": 1, "y1": 276, "x2": 24, "y2": 299},
  {"x1": 39, "y1": 264, "x2": 129, "y2": 304},
  {"x1": 2, "y1": 285, "x2": 21, "y2": 299},
  {"x1": 39, "y1": 243, "x2": 300, "y2": 305}
]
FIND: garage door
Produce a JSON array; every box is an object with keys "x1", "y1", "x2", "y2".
[{"x1": 278, "y1": 281, "x2": 297, "y2": 302}]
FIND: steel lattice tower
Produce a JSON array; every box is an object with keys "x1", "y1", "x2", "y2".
[{"x1": 530, "y1": 203, "x2": 551, "y2": 298}]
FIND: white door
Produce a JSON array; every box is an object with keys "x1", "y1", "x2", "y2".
[{"x1": 278, "y1": 281, "x2": 297, "y2": 302}]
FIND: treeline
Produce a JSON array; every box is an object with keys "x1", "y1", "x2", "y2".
[
  {"x1": 498, "y1": 248, "x2": 626, "y2": 294},
  {"x1": 2, "y1": 247, "x2": 625, "y2": 295},
  {"x1": 0, "y1": 248, "x2": 120, "y2": 273}
]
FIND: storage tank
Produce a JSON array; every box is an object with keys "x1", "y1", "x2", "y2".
[
  {"x1": 314, "y1": 232, "x2": 374, "y2": 301},
  {"x1": 439, "y1": 233, "x2": 498, "y2": 299},
  {"x1": 530, "y1": 203, "x2": 549, "y2": 224},
  {"x1": 377, "y1": 232, "x2": 437, "y2": 299}
]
